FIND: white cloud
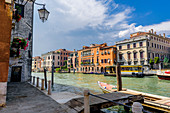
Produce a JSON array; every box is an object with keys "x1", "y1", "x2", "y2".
[{"x1": 119, "y1": 21, "x2": 170, "y2": 38}]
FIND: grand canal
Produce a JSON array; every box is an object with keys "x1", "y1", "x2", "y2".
[{"x1": 32, "y1": 72, "x2": 170, "y2": 97}]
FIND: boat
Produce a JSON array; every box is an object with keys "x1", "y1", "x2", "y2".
[
  {"x1": 97, "y1": 81, "x2": 127, "y2": 93},
  {"x1": 104, "y1": 65, "x2": 144, "y2": 78},
  {"x1": 97, "y1": 81, "x2": 117, "y2": 93},
  {"x1": 157, "y1": 70, "x2": 170, "y2": 80},
  {"x1": 83, "y1": 72, "x2": 95, "y2": 74}
]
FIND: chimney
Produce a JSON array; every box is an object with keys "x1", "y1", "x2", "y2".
[
  {"x1": 151, "y1": 29, "x2": 153, "y2": 34},
  {"x1": 74, "y1": 49, "x2": 75, "y2": 52},
  {"x1": 163, "y1": 33, "x2": 165, "y2": 38},
  {"x1": 159, "y1": 34, "x2": 161, "y2": 37},
  {"x1": 154, "y1": 32, "x2": 156, "y2": 34}
]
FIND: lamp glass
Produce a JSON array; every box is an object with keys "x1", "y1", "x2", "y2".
[{"x1": 38, "y1": 7, "x2": 50, "y2": 22}]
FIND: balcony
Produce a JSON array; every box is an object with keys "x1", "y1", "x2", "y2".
[
  {"x1": 127, "y1": 59, "x2": 131, "y2": 62},
  {"x1": 140, "y1": 58, "x2": 145, "y2": 61},
  {"x1": 81, "y1": 63, "x2": 94, "y2": 66},
  {"x1": 96, "y1": 63, "x2": 99, "y2": 66}
]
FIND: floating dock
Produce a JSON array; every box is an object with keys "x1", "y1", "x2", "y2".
[
  {"x1": 119, "y1": 89, "x2": 170, "y2": 112},
  {"x1": 64, "y1": 92, "x2": 143, "y2": 113}
]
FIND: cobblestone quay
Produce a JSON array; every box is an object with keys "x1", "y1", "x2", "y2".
[{"x1": 0, "y1": 82, "x2": 77, "y2": 113}]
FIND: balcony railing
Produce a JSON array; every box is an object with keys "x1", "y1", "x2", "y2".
[
  {"x1": 81, "y1": 63, "x2": 94, "y2": 66},
  {"x1": 140, "y1": 58, "x2": 145, "y2": 61},
  {"x1": 134, "y1": 58, "x2": 138, "y2": 61}
]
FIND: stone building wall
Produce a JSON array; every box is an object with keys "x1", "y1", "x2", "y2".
[{"x1": 8, "y1": 1, "x2": 33, "y2": 82}]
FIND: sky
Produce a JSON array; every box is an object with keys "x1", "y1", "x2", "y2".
[{"x1": 33, "y1": 0, "x2": 170, "y2": 57}]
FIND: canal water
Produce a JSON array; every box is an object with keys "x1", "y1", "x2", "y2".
[{"x1": 32, "y1": 72, "x2": 170, "y2": 97}]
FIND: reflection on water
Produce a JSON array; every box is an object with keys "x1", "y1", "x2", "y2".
[{"x1": 32, "y1": 72, "x2": 170, "y2": 97}]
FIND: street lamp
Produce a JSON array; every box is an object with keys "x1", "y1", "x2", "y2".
[
  {"x1": 38, "y1": 5, "x2": 50, "y2": 23},
  {"x1": 34, "y1": 2, "x2": 50, "y2": 23}
]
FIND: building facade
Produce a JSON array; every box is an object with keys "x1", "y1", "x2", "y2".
[
  {"x1": 32, "y1": 56, "x2": 42, "y2": 72},
  {"x1": 77, "y1": 43, "x2": 117, "y2": 73},
  {"x1": 116, "y1": 29, "x2": 170, "y2": 68},
  {"x1": 8, "y1": 1, "x2": 33, "y2": 82},
  {"x1": 0, "y1": 0, "x2": 13, "y2": 106},
  {"x1": 54, "y1": 49, "x2": 73, "y2": 67},
  {"x1": 41, "y1": 51, "x2": 60, "y2": 72},
  {"x1": 67, "y1": 50, "x2": 78, "y2": 72}
]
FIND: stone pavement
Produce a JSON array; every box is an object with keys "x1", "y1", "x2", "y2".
[{"x1": 0, "y1": 82, "x2": 77, "y2": 113}]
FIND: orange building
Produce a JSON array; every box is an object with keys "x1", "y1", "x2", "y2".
[{"x1": 77, "y1": 43, "x2": 117, "y2": 73}]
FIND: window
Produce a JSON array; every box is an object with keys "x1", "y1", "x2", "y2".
[
  {"x1": 61, "y1": 57, "x2": 62, "y2": 60},
  {"x1": 160, "y1": 45, "x2": 161, "y2": 49},
  {"x1": 152, "y1": 53, "x2": 154, "y2": 58},
  {"x1": 66, "y1": 53, "x2": 67, "y2": 55},
  {"x1": 134, "y1": 53, "x2": 137, "y2": 59},
  {"x1": 101, "y1": 59, "x2": 103, "y2": 63},
  {"x1": 58, "y1": 56, "x2": 59, "y2": 59},
  {"x1": 148, "y1": 53, "x2": 150, "y2": 58},
  {"x1": 133, "y1": 43, "x2": 136, "y2": 48},
  {"x1": 155, "y1": 44, "x2": 156, "y2": 48},
  {"x1": 58, "y1": 62, "x2": 59, "y2": 65},
  {"x1": 60, "y1": 52, "x2": 62, "y2": 55},
  {"x1": 97, "y1": 51, "x2": 99, "y2": 54},
  {"x1": 148, "y1": 42, "x2": 149, "y2": 47},
  {"x1": 105, "y1": 59, "x2": 107, "y2": 63},
  {"x1": 152, "y1": 43, "x2": 153, "y2": 47},
  {"x1": 140, "y1": 52, "x2": 143, "y2": 59},
  {"x1": 128, "y1": 53, "x2": 131, "y2": 60},
  {"x1": 53, "y1": 56, "x2": 55, "y2": 60},
  {"x1": 127, "y1": 44, "x2": 130, "y2": 49},
  {"x1": 119, "y1": 46, "x2": 122, "y2": 50},
  {"x1": 60, "y1": 62, "x2": 62, "y2": 65},
  {"x1": 119, "y1": 54, "x2": 122, "y2": 60},
  {"x1": 140, "y1": 42, "x2": 143, "y2": 47},
  {"x1": 157, "y1": 44, "x2": 159, "y2": 49}
]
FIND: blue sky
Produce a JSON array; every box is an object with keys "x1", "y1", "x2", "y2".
[{"x1": 33, "y1": 0, "x2": 170, "y2": 56}]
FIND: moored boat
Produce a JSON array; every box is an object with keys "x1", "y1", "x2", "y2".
[
  {"x1": 97, "y1": 81, "x2": 127, "y2": 93},
  {"x1": 97, "y1": 81, "x2": 117, "y2": 93},
  {"x1": 157, "y1": 70, "x2": 170, "y2": 80}
]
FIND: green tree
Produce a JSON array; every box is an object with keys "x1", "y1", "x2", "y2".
[
  {"x1": 64, "y1": 60, "x2": 67, "y2": 66},
  {"x1": 149, "y1": 59, "x2": 154, "y2": 69},
  {"x1": 154, "y1": 57, "x2": 160, "y2": 64}
]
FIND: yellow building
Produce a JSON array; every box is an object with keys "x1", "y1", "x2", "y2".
[
  {"x1": 116, "y1": 29, "x2": 170, "y2": 68},
  {"x1": 77, "y1": 43, "x2": 117, "y2": 73}
]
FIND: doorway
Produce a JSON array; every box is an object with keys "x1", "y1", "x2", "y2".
[{"x1": 11, "y1": 66, "x2": 22, "y2": 82}]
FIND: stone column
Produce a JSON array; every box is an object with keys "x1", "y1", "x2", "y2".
[{"x1": 0, "y1": 0, "x2": 12, "y2": 106}]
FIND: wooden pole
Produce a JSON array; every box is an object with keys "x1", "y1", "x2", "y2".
[
  {"x1": 44, "y1": 68, "x2": 47, "y2": 89},
  {"x1": 116, "y1": 63, "x2": 122, "y2": 91},
  {"x1": 84, "y1": 89, "x2": 90, "y2": 113},
  {"x1": 33, "y1": 76, "x2": 35, "y2": 85},
  {"x1": 48, "y1": 80, "x2": 51, "y2": 95},
  {"x1": 36, "y1": 77, "x2": 39, "y2": 87},
  {"x1": 41, "y1": 79, "x2": 45, "y2": 90}
]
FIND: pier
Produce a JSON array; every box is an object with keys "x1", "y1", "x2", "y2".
[{"x1": 65, "y1": 91, "x2": 144, "y2": 113}]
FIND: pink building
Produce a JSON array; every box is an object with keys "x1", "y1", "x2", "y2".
[{"x1": 54, "y1": 49, "x2": 73, "y2": 67}]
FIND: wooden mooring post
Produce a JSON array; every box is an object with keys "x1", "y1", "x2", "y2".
[
  {"x1": 116, "y1": 63, "x2": 122, "y2": 91},
  {"x1": 48, "y1": 80, "x2": 51, "y2": 95},
  {"x1": 84, "y1": 89, "x2": 90, "y2": 113},
  {"x1": 41, "y1": 79, "x2": 45, "y2": 90},
  {"x1": 44, "y1": 68, "x2": 47, "y2": 89},
  {"x1": 33, "y1": 76, "x2": 35, "y2": 85},
  {"x1": 36, "y1": 77, "x2": 39, "y2": 87}
]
